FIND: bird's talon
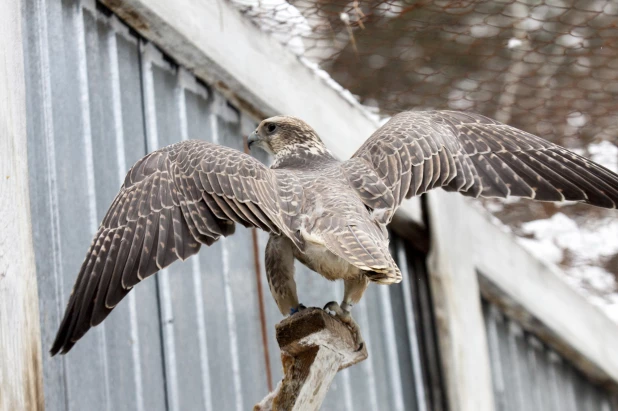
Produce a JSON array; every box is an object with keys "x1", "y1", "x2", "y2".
[
  {"x1": 323, "y1": 301, "x2": 364, "y2": 350},
  {"x1": 323, "y1": 301, "x2": 344, "y2": 317},
  {"x1": 323, "y1": 301, "x2": 338, "y2": 310},
  {"x1": 289, "y1": 304, "x2": 307, "y2": 315}
]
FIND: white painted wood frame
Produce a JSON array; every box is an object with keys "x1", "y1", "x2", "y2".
[
  {"x1": 0, "y1": 1, "x2": 45, "y2": 409},
  {"x1": 428, "y1": 191, "x2": 618, "y2": 411}
]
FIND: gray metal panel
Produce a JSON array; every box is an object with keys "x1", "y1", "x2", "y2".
[
  {"x1": 394, "y1": 237, "x2": 430, "y2": 411},
  {"x1": 83, "y1": 9, "x2": 147, "y2": 411},
  {"x1": 389, "y1": 277, "x2": 420, "y2": 410},
  {"x1": 112, "y1": 30, "x2": 169, "y2": 411},
  {"x1": 32, "y1": 0, "x2": 110, "y2": 409},
  {"x1": 142, "y1": 47, "x2": 273, "y2": 411},
  {"x1": 178, "y1": 74, "x2": 232, "y2": 411},
  {"x1": 22, "y1": 0, "x2": 58, "y2": 407},
  {"x1": 483, "y1": 300, "x2": 617, "y2": 411},
  {"x1": 197, "y1": 237, "x2": 240, "y2": 411},
  {"x1": 23, "y1": 0, "x2": 69, "y2": 407},
  {"x1": 199, "y1": 132, "x2": 245, "y2": 410},
  {"x1": 364, "y1": 284, "x2": 403, "y2": 410},
  {"x1": 217, "y1": 103, "x2": 272, "y2": 410},
  {"x1": 511, "y1": 326, "x2": 531, "y2": 411},
  {"x1": 24, "y1": 1, "x2": 168, "y2": 410},
  {"x1": 176, "y1": 80, "x2": 213, "y2": 410},
  {"x1": 144, "y1": 51, "x2": 203, "y2": 411},
  {"x1": 257, "y1": 230, "x2": 285, "y2": 380}
]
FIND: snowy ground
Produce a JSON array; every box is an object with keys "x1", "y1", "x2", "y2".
[
  {"x1": 515, "y1": 141, "x2": 618, "y2": 321},
  {"x1": 519, "y1": 212, "x2": 618, "y2": 321}
]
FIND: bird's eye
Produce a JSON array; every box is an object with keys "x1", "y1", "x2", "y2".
[{"x1": 267, "y1": 123, "x2": 277, "y2": 133}]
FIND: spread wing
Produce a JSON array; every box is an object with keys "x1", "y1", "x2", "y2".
[
  {"x1": 51, "y1": 140, "x2": 293, "y2": 355},
  {"x1": 347, "y1": 110, "x2": 618, "y2": 223}
]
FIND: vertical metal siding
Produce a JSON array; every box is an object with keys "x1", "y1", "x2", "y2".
[
  {"x1": 24, "y1": 2, "x2": 168, "y2": 410},
  {"x1": 24, "y1": 1, "x2": 440, "y2": 410},
  {"x1": 393, "y1": 237, "x2": 429, "y2": 411},
  {"x1": 259, "y1": 229, "x2": 428, "y2": 411},
  {"x1": 483, "y1": 301, "x2": 617, "y2": 411}
]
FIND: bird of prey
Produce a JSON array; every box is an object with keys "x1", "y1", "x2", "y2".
[{"x1": 51, "y1": 111, "x2": 618, "y2": 354}]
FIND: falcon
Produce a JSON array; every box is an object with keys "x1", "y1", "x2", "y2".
[{"x1": 51, "y1": 111, "x2": 618, "y2": 354}]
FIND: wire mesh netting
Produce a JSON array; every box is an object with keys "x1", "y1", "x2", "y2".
[
  {"x1": 233, "y1": 0, "x2": 618, "y2": 148},
  {"x1": 231, "y1": 0, "x2": 618, "y2": 317}
]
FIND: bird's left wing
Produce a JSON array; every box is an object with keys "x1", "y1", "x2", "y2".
[
  {"x1": 51, "y1": 140, "x2": 297, "y2": 355},
  {"x1": 346, "y1": 110, "x2": 618, "y2": 223}
]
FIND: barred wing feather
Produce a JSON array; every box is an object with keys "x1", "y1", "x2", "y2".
[
  {"x1": 349, "y1": 111, "x2": 618, "y2": 221},
  {"x1": 51, "y1": 140, "x2": 292, "y2": 355}
]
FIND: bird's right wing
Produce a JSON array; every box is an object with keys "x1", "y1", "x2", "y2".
[
  {"x1": 346, "y1": 110, "x2": 618, "y2": 224},
  {"x1": 51, "y1": 140, "x2": 300, "y2": 355}
]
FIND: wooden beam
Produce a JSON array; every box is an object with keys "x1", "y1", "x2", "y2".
[
  {"x1": 390, "y1": 212, "x2": 429, "y2": 254},
  {"x1": 426, "y1": 189, "x2": 618, "y2": 410},
  {"x1": 0, "y1": 1, "x2": 45, "y2": 410},
  {"x1": 255, "y1": 308, "x2": 367, "y2": 411},
  {"x1": 425, "y1": 192, "x2": 495, "y2": 411}
]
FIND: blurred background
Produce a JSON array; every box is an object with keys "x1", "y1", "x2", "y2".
[{"x1": 232, "y1": 0, "x2": 618, "y2": 321}]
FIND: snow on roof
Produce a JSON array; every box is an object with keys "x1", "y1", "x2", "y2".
[
  {"x1": 228, "y1": 0, "x2": 381, "y2": 125},
  {"x1": 229, "y1": 0, "x2": 310, "y2": 55},
  {"x1": 520, "y1": 213, "x2": 618, "y2": 322}
]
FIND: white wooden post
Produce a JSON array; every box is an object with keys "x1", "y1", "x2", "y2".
[
  {"x1": 255, "y1": 308, "x2": 367, "y2": 411},
  {"x1": 426, "y1": 191, "x2": 496, "y2": 411},
  {"x1": 0, "y1": 2, "x2": 45, "y2": 410}
]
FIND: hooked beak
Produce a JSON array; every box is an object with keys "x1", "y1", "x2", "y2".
[{"x1": 247, "y1": 130, "x2": 259, "y2": 150}]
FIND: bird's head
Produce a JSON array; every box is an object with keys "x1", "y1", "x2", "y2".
[{"x1": 248, "y1": 116, "x2": 328, "y2": 158}]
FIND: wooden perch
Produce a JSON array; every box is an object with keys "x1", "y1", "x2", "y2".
[{"x1": 255, "y1": 308, "x2": 368, "y2": 411}]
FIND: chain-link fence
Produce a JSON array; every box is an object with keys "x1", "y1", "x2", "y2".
[
  {"x1": 232, "y1": 0, "x2": 618, "y2": 316},
  {"x1": 235, "y1": 0, "x2": 617, "y2": 146}
]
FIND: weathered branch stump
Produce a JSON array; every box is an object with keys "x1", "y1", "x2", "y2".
[{"x1": 255, "y1": 308, "x2": 368, "y2": 411}]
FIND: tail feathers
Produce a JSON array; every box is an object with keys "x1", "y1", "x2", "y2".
[
  {"x1": 365, "y1": 264, "x2": 402, "y2": 284},
  {"x1": 319, "y1": 221, "x2": 402, "y2": 284}
]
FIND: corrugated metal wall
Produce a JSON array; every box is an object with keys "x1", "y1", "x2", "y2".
[
  {"x1": 483, "y1": 301, "x2": 617, "y2": 411},
  {"x1": 22, "y1": 1, "x2": 440, "y2": 410}
]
